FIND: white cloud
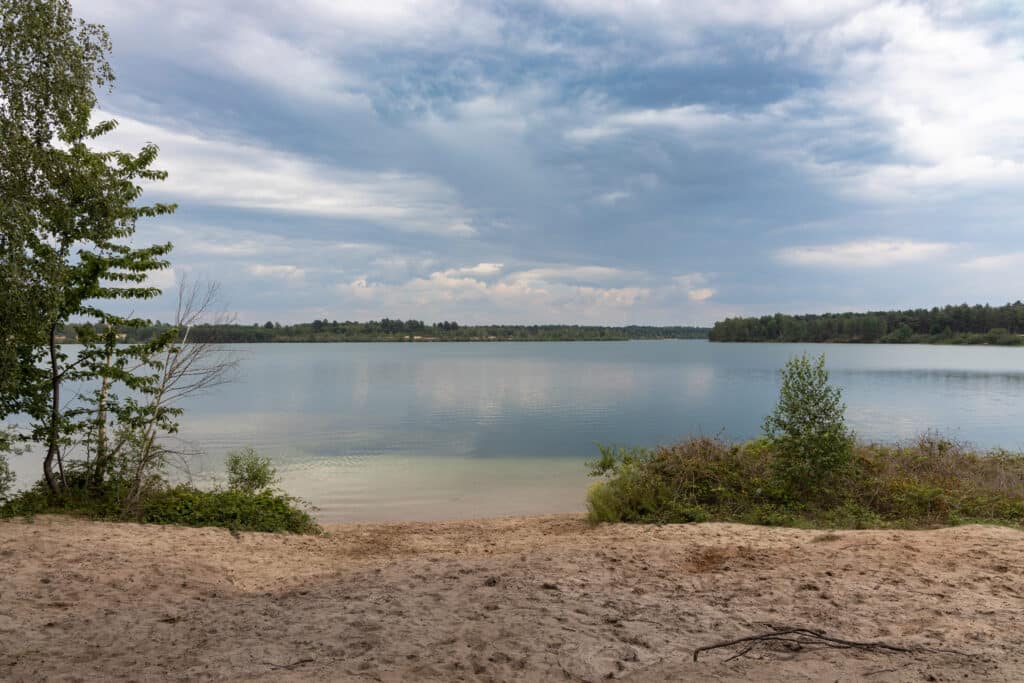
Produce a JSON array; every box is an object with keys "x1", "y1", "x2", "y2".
[
  {"x1": 960, "y1": 252, "x2": 1024, "y2": 272},
  {"x1": 248, "y1": 264, "x2": 306, "y2": 280},
  {"x1": 75, "y1": 0, "x2": 508, "y2": 108},
  {"x1": 687, "y1": 288, "x2": 716, "y2": 302},
  {"x1": 95, "y1": 113, "x2": 475, "y2": 235},
  {"x1": 444, "y1": 263, "x2": 504, "y2": 277},
  {"x1": 334, "y1": 263, "x2": 656, "y2": 323},
  {"x1": 673, "y1": 273, "x2": 716, "y2": 302},
  {"x1": 568, "y1": 104, "x2": 742, "y2": 142},
  {"x1": 214, "y1": 26, "x2": 366, "y2": 108},
  {"x1": 777, "y1": 239, "x2": 952, "y2": 267},
  {"x1": 143, "y1": 267, "x2": 177, "y2": 291},
  {"x1": 293, "y1": 0, "x2": 504, "y2": 48},
  {"x1": 508, "y1": 265, "x2": 634, "y2": 284},
  {"x1": 597, "y1": 191, "x2": 630, "y2": 204}
]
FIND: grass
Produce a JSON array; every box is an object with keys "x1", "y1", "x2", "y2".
[{"x1": 586, "y1": 434, "x2": 1024, "y2": 529}]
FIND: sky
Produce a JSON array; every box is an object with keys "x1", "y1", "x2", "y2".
[{"x1": 74, "y1": 0, "x2": 1024, "y2": 326}]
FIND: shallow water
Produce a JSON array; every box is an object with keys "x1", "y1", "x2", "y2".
[{"x1": 8, "y1": 341, "x2": 1024, "y2": 521}]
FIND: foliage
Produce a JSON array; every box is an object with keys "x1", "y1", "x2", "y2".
[
  {"x1": 709, "y1": 301, "x2": 1024, "y2": 345},
  {"x1": 0, "y1": 456, "x2": 13, "y2": 504},
  {"x1": 1, "y1": 454, "x2": 320, "y2": 534},
  {"x1": 0, "y1": 429, "x2": 16, "y2": 503},
  {"x1": 140, "y1": 488, "x2": 319, "y2": 534},
  {"x1": 586, "y1": 435, "x2": 1024, "y2": 529},
  {"x1": 226, "y1": 447, "x2": 277, "y2": 494},
  {"x1": 0, "y1": 3, "x2": 306, "y2": 536},
  {"x1": 763, "y1": 354, "x2": 853, "y2": 496},
  {"x1": 0, "y1": 0, "x2": 176, "y2": 495}
]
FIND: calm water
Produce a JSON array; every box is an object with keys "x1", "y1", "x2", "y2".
[{"x1": 9, "y1": 341, "x2": 1024, "y2": 521}]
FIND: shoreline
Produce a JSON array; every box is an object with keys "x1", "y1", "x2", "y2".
[{"x1": 3, "y1": 514, "x2": 1022, "y2": 681}]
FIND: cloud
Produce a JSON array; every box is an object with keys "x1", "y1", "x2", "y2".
[
  {"x1": 333, "y1": 263, "x2": 658, "y2": 323},
  {"x1": 73, "y1": 1, "x2": 1024, "y2": 324},
  {"x1": 143, "y1": 267, "x2": 177, "y2": 291},
  {"x1": 568, "y1": 105, "x2": 744, "y2": 142},
  {"x1": 444, "y1": 263, "x2": 504, "y2": 277},
  {"x1": 687, "y1": 288, "x2": 716, "y2": 302},
  {"x1": 508, "y1": 265, "x2": 634, "y2": 284},
  {"x1": 777, "y1": 239, "x2": 952, "y2": 268},
  {"x1": 673, "y1": 273, "x2": 716, "y2": 302},
  {"x1": 95, "y1": 113, "x2": 476, "y2": 235},
  {"x1": 596, "y1": 191, "x2": 630, "y2": 205},
  {"x1": 248, "y1": 264, "x2": 306, "y2": 280},
  {"x1": 558, "y1": 2, "x2": 1024, "y2": 199},
  {"x1": 214, "y1": 26, "x2": 366, "y2": 108},
  {"x1": 960, "y1": 252, "x2": 1024, "y2": 272}
]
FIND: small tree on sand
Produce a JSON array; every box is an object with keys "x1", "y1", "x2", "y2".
[
  {"x1": 763, "y1": 353, "x2": 853, "y2": 495},
  {"x1": 226, "y1": 447, "x2": 277, "y2": 494}
]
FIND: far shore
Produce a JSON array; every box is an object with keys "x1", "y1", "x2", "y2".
[{"x1": 3, "y1": 514, "x2": 1022, "y2": 681}]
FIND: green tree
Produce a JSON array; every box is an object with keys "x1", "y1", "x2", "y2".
[
  {"x1": 0, "y1": 0, "x2": 176, "y2": 495},
  {"x1": 226, "y1": 447, "x2": 278, "y2": 494},
  {"x1": 763, "y1": 353, "x2": 853, "y2": 495}
]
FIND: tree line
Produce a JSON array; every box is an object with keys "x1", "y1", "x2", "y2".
[
  {"x1": 709, "y1": 302, "x2": 1024, "y2": 345},
  {"x1": 56, "y1": 319, "x2": 712, "y2": 343}
]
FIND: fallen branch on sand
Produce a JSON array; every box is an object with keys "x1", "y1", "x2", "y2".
[
  {"x1": 262, "y1": 658, "x2": 315, "y2": 670},
  {"x1": 692, "y1": 627, "x2": 973, "y2": 663}
]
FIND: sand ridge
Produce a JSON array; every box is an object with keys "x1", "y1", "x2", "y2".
[{"x1": 1, "y1": 515, "x2": 1023, "y2": 681}]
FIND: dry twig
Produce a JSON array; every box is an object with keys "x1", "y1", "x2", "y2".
[
  {"x1": 263, "y1": 657, "x2": 315, "y2": 670},
  {"x1": 692, "y1": 626, "x2": 972, "y2": 663}
]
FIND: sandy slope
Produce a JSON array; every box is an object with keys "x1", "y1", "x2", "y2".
[{"x1": 1, "y1": 515, "x2": 1023, "y2": 681}]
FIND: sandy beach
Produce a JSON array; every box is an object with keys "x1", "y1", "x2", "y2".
[{"x1": 2, "y1": 515, "x2": 1023, "y2": 681}]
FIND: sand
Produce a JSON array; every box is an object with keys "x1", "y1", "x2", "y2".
[{"x1": 1, "y1": 515, "x2": 1023, "y2": 681}]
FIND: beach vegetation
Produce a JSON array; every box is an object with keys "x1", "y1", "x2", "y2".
[
  {"x1": 587, "y1": 434, "x2": 1024, "y2": 528},
  {"x1": 763, "y1": 353, "x2": 854, "y2": 498},
  {"x1": 1, "y1": 449, "x2": 319, "y2": 534},
  {"x1": 589, "y1": 356, "x2": 1022, "y2": 528},
  {"x1": 226, "y1": 447, "x2": 278, "y2": 494}
]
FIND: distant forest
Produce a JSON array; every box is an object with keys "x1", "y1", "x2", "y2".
[
  {"x1": 709, "y1": 302, "x2": 1024, "y2": 345},
  {"x1": 59, "y1": 319, "x2": 710, "y2": 343}
]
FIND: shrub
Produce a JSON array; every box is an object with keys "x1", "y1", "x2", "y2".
[
  {"x1": 1, "y1": 446, "x2": 319, "y2": 535},
  {"x1": 141, "y1": 487, "x2": 319, "y2": 534},
  {"x1": 763, "y1": 353, "x2": 853, "y2": 496},
  {"x1": 587, "y1": 438, "x2": 774, "y2": 524},
  {"x1": 0, "y1": 479, "x2": 320, "y2": 534},
  {"x1": 586, "y1": 434, "x2": 1024, "y2": 529},
  {"x1": 226, "y1": 447, "x2": 277, "y2": 494}
]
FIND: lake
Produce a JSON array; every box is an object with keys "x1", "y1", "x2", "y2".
[{"x1": 8, "y1": 341, "x2": 1024, "y2": 521}]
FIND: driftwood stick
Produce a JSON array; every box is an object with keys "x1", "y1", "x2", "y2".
[
  {"x1": 262, "y1": 657, "x2": 315, "y2": 670},
  {"x1": 693, "y1": 627, "x2": 971, "y2": 663}
]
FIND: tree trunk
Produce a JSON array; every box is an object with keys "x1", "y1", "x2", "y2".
[
  {"x1": 91, "y1": 348, "x2": 113, "y2": 489},
  {"x1": 42, "y1": 325, "x2": 62, "y2": 495}
]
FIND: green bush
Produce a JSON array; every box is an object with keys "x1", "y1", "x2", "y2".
[
  {"x1": 763, "y1": 353, "x2": 853, "y2": 497},
  {"x1": 141, "y1": 487, "x2": 319, "y2": 534},
  {"x1": 226, "y1": 447, "x2": 277, "y2": 494},
  {"x1": 0, "y1": 480, "x2": 320, "y2": 534},
  {"x1": 586, "y1": 434, "x2": 1024, "y2": 529},
  {"x1": 1, "y1": 447, "x2": 319, "y2": 535}
]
